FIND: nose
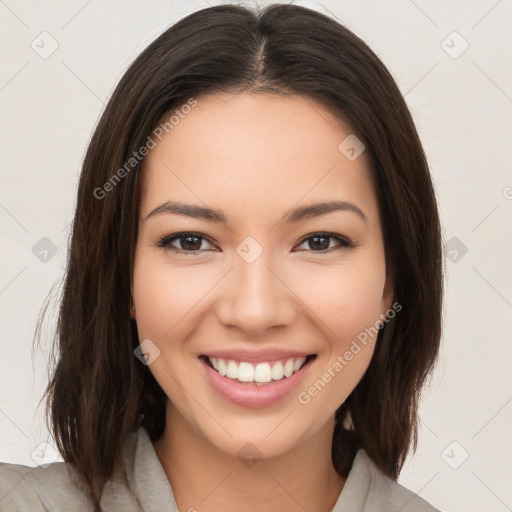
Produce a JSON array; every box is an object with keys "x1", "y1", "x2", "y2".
[{"x1": 215, "y1": 248, "x2": 297, "y2": 335}]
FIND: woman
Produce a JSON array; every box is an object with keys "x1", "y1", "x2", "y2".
[{"x1": 0, "y1": 3, "x2": 443, "y2": 511}]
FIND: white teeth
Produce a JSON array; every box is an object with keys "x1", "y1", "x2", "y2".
[
  {"x1": 207, "y1": 356, "x2": 309, "y2": 384},
  {"x1": 283, "y1": 359, "x2": 294, "y2": 377},
  {"x1": 293, "y1": 357, "x2": 306, "y2": 372},
  {"x1": 226, "y1": 360, "x2": 238, "y2": 379},
  {"x1": 254, "y1": 362, "x2": 272, "y2": 383},
  {"x1": 238, "y1": 362, "x2": 254, "y2": 382},
  {"x1": 271, "y1": 361, "x2": 284, "y2": 380}
]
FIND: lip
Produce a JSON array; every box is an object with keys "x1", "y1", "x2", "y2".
[
  {"x1": 200, "y1": 348, "x2": 312, "y2": 365},
  {"x1": 199, "y1": 354, "x2": 316, "y2": 409}
]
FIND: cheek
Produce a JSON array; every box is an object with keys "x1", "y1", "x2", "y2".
[
  {"x1": 291, "y1": 256, "x2": 385, "y2": 402},
  {"x1": 132, "y1": 250, "x2": 221, "y2": 340},
  {"x1": 290, "y1": 255, "x2": 387, "y2": 337},
  {"x1": 131, "y1": 252, "x2": 207, "y2": 407},
  {"x1": 295, "y1": 266, "x2": 384, "y2": 424},
  {"x1": 332, "y1": 271, "x2": 385, "y2": 343}
]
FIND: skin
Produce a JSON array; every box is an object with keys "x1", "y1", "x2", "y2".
[{"x1": 131, "y1": 92, "x2": 393, "y2": 512}]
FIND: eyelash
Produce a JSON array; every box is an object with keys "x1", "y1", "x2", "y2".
[{"x1": 155, "y1": 231, "x2": 354, "y2": 255}]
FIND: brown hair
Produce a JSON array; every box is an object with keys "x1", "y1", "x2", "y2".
[{"x1": 36, "y1": 3, "x2": 443, "y2": 506}]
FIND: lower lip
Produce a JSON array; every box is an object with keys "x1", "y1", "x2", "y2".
[{"x1": 200, "y1": 357, "x2": 313, "y2": 409}]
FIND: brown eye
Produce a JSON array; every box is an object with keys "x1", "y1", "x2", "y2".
[
  {"x1": 156, "y1": 232, "x2": 216, "y2": 254},
  {"x1": 294, "y1": 233, "x2": 353, "y2": 253}
]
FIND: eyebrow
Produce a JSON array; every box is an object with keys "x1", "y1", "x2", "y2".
[{"x1": 143, "y1": 200, "x2": 367, "y2": 225}]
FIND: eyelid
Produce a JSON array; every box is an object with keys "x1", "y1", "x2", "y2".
[
  {"x1": 155, "y1": 232, "x2": 218, "y2": 252},
  {"x1": 294, "y1": 232, "x2": 354, "y2": 251},
  {"x1": 155, "y1": 231, "x2": 354, "y2": 255}
]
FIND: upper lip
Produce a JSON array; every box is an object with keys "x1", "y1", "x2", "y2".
[{"x1": 200, "y1": 348, "x2": 315, "y2": 364}]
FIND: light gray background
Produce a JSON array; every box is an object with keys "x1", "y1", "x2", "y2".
[{"x1": 1, "y1": 1, "x2": 511, "y2": 511}]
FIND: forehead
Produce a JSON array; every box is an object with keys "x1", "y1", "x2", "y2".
[{"x1": 140, "y1": 92, "x2": 379, "y2": 227}]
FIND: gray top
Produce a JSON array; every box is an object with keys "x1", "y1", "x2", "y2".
[{"x1": 0, "y1": 427, "x2": 440, "y2": 511}]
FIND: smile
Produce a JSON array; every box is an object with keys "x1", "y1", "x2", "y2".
[
  {"x1": 199, "y1": 353, "x2": 317, "y2": 408},
  {"x1": 205, "y1": 355, "x2": 312, "y2": 383}
]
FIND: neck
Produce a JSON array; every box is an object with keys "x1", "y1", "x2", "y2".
[{"x1": 152, "y1": 401, "x2": 345, "y2": 512}]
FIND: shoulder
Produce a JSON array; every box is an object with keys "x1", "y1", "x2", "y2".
[
  {"x1": 358, "y1": 450, "x2": 441, "y2": 512},
  {"x1": 0, "y1": 460, "x2": 94, "y2": 512}
]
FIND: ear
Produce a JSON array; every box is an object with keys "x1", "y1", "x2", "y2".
[
  {"x1": 130, "y1": 285, "x2": 136, "y2": 319},
  {"x1": 130, "y1": 291, "x2": 136, "y2": 319},
  {"x1": 380, "y1": 265, "x2": 394, "y2": 316}
]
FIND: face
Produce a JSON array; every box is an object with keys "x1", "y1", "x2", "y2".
[{"x1": 132, "y1": 92, "x2": 393, "y2": 459}]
